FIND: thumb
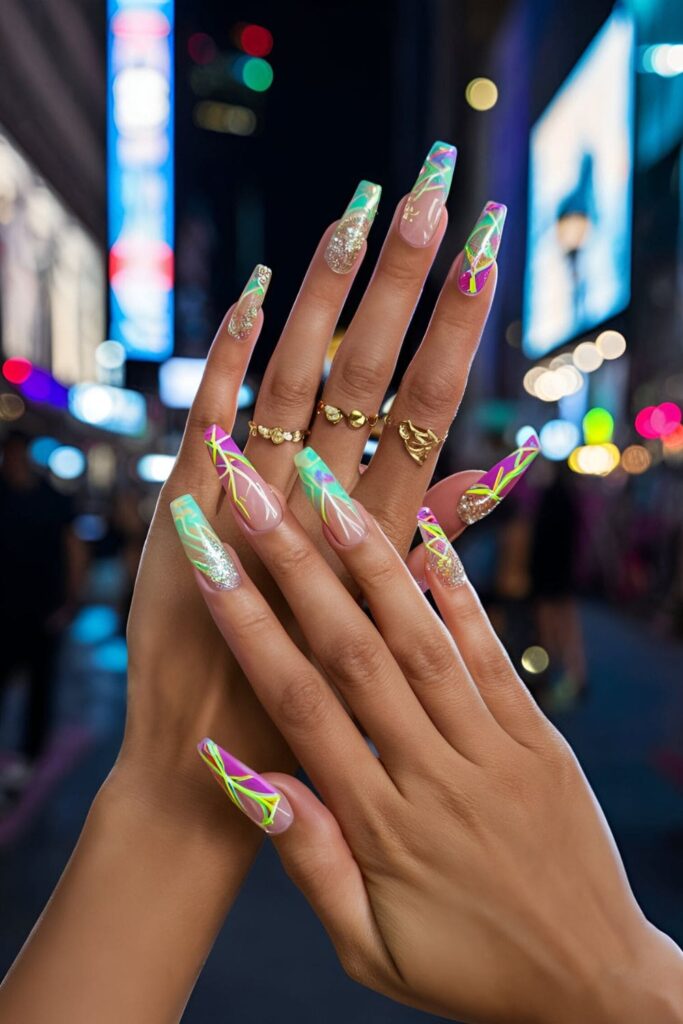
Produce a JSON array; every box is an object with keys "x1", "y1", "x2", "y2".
[
  {"x1": 405, "y1": 470, "x2": 484, "y2": 588},
  {"x1": 263, "y1": 773, "x2": 384, "y2": 983}
]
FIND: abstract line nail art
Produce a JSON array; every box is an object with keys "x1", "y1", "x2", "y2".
[
  {"x1": 324, "y1": 180, "x2": 382, "y2": 274},
  {"x1": 204, "y1": 424, "x2": 282, "y2": 531},
  {"x1": 417, "y1": 507, "x2": 466, "y2": 588},
  {"x1": 197, "y1": 738, "x2": 293, "y2": 835},
  {"x1": 458, "y1": 201, "x2": 507, "y2": 296},
  {"x1": 294, "y1": 447, "x2": 366, "y2": 545},
  {"x1": 227, "y1": 264, "x2": 272, "y2": 340},
  {"x1": 170, "y1": 494, "x2": 240, "y2": 590},
  {"x1": 400, "y1": 141, "x2": 457, "y2": 247},
  {"x1": 457, "y1": 433, "x2": 540, "y2": 525}
]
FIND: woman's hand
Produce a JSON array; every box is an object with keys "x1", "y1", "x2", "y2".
[{"x1": 185, "y1": 448, "x2": 683, "y2": 1024}]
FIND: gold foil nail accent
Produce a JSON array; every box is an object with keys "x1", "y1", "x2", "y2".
[
  {"x1": 227, "y1": 264, "x2": 272, "y2": 340},
  {"x1": 324, "y1": 181, "x2": 381, "y2": 274}
]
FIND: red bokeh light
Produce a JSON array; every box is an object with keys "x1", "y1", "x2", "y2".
[
  {"x1": 635, "y1": 406, "x2": 658, "y2": 439},
  {"x1": 635, "y1": 402, "x2": 682, "y2": 440},
  {"x1": 188, "y1": 32, "x2": 217, "y2": 64},
  {"x1": 2, "y1": 357, "x2": 33, "y2": 385},
  {"x1": 663, "y1": 424, "x2": 683, "y2": 451},
  {"x1": 240, "y1": 24, "x2": 273, "y2": 57}
]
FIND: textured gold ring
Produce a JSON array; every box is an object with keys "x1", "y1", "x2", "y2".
[
  {"x1": 248, "y1": 421, "x2": 310, "y2": 446},
  {"x1": 316, "y1": 400, "x2": 379, "y2": 430},
  {"x1": 384, "y1": 416, "x2": 448, "y2": 465}
]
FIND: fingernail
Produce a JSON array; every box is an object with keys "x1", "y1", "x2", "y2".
[
  {"x1": 197, "y1": 738, "x2": 293, "y2": 835},
  {"x1": 227, "y1": 264, "x2": 272, "y2": 340},
  {"x1": 458, "y1": 201, "x2": 507, "y2": 296},
  {"x1": 457, "y1": 433, "x2": 540, "y2": 525},
  {"x1": 170, "y1": 494, "x2": 241, "y2": 590},
  {"x1": 204, "y1": 424, "x2": 282, "y2": 531},
  {"x1": 294, "y1": 447, "x2": 367, "y2": 546},
  {"x1": 324, "y1": 180, "x2": 382, "y2": 274},
  {"x1": 400, "y1": 141, "x2": 457, "y2": 247},
  {"x1": 417, "y1": 507, "x2": 466, "y2": 588}
]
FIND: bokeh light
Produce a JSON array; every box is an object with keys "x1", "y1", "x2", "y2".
[
  {"x1": 573, "y1": 341, "x2": 603, "y2": 372},
  {"x1": 239, "y1": 24, "x2": 273, "y2": 57},
  {"x1": 595, "y1": 330, "x2": 626, "y2": 360},
  {"x1": 539, "y1": 419, "x2": 580, "y2": 460},
  {"x1": 137, "y1": 453, "x2": 176, "y2": 483},
  {"x1": 71, "y1": 605, "x2": 119, "y2": 644},
  {"x1": 635, "y1": 402, "x2": 682, "y2": 439},
  {"x1": 95, "y1": 340, "x2": 126, "y2": 371},
  {"x1": 620, "y1": 445, "x2": 651, "y2": 474},
  {"x1": 465, "y1": 78, "x2": 499, "y2": 111},
  {"x1": 194, "y1": 101, "x2": 257, "y2": 136},
  {"x1": 188, "y1": 32, "x2": 217, "y2": 65},
  {"x1": 29, "y1": 436, "x2": 60, "y2": 467},
  {"x1": 521, "y1": 646, "x2": 550, "y2": 673},
  {"x1": 2, "y1": 357, "x2": 32, "y2": 385},
  {"x1": 48, "y1": 445, "x2": 86, "y2": 480},
  {"x1": 582, "y1": 407, "x2": 614, "y2": 445},
  {"x1": 662, "y1": 424, "x2": 683, "y2": 453},
  {"x1": 0, "y1": 394, "x2": 25, "y2": 421},
  {"x1": 235, "y1": 56, "x2": 273, "y2": 92},
  {"x1": 515, "y1": 424, "x2": 536, "y2": 447},
  {"x1": 571, "y1": 443, "x2": 620, "y2": 476}
]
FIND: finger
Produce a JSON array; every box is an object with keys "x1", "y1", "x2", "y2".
[
  {"x1": 245, "y1": 182, "x2": 381, "y2": 492},
  {"x1": 405, "y1": 433, "x2": 540, "y2": 587},
  {"x1": 169, "y1": 493, "x2": 384, "y2": 817},
  {"x1": 303, "y1": 142, "x2": 457, "y2": 486},
  {"x1": 359, "y1": 202, "x2": 507, "y2": 554},
  {"x1": 173, "y1": 266, "x2": 269, "y2": 483},
  {"x1": 405, "y1": 470, "x2": 484, "y2": 587},
  {"x1": 203, "y1": 427, "x2": 436, "y2": 758},
  {"x1": 418, "y1": 507, "x2": 550, "y2": 747},
  {"x1": 294, "y1": 448, "x2": 500, "y2": 764}
]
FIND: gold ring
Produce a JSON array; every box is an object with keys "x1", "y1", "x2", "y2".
[
  {"x1": 384, "y1": 416, "x2": 448, "y2": 465},
  {"x1": 248, "y1": 421, "x2": 310, "y2": 446},
  {"x1": 316, "y1": 400, "x2": 379, "y2": 430}
]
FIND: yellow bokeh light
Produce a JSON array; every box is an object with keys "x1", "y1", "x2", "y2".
[
  {"x1": 596, "y1": 330, "x2": 626, "y2": 360},
  {"x1": 465, "y1": 78, "x2": 499, "y2": 111},
  {"x1": 574, "y1": 443, "x2": 620, "y2": 476},
  {"x1": 521, "y1": 646, "x2": 550, "y2": 674},
  {"x1": 620, "y1": 445, "x2": 651, "y2": 474}
]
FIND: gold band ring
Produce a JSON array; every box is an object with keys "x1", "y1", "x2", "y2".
[
  {"x1": 248, "y1": 421, "x2": 310, "y2": 446},
  {"x1": 316, "y1": 400, "x2": 379, "y2": 430},
  {"x1": 384, "y1": 416, "x2": 448, "y2": 465}
]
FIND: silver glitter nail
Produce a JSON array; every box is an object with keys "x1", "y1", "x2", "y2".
[
  {"x1": 324, "y1": 181, "x2": 381, "y2": 275},
  {"x1": 170, "y1": 494, "x2": 241, "y2": 591}
]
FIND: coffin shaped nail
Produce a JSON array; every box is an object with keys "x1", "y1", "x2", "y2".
[
  {"x1": 457, "y1": 433, "x2": 540, "y2": 525},
  {"x1": 458, "y1": 201, "x2": 507, "y2": 296},
  {"x1": 417, "y1": 507, "x2": 466, "y2": 587},
  {"x1": 227, "y1": 264, "x2": 272, "y2": 340},
  {"x1": 294, "y1": 447, "x2": 367, "y2": 546},
  {"x1": 198, "y1": 738, "x2": 293, "y2": 834},
  {"x1": 204, "y1": 424, "x2": 282, "y2": 531},
  {"x1": 324, "y1": 180, "x2": 382, "y2": 274},
  {"x1": 170, "y1": 494, "x2": 241, "y2": 590},
  {"x1": 400, "y1": 141, "x2": 457, "y2": 247}
]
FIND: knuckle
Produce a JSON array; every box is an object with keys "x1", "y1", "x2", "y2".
[
  {"x1": 403, "y1": 370, "x2": 457, "y2": 420},
  {"x1": 320, "y1": 629, "x2": 388, "y2": 694},
  {"x1": 229, "y1": 605, "x2": 274, "y2": 647},
  {"x1": 277, "y1": 673, "x2": 330, "y2": 731},
  {"x1": 272, "y1": 539, "x2": 315, "y2": 582},
  {"x1": 334, "y1": 353, "x2": 389, "y2": 400},
  {"x1": 352, "y1": 552, "x2": 397, "y2": 593},
  {"x1": 397, "y1": 634, "x2": 456, "y2": 690},
  {"x1": 263, "y1": 365, "x2": 314, "y2": 413},
  {"x1": 378, "y1": 250, "x2": 424, "y2": 292}
]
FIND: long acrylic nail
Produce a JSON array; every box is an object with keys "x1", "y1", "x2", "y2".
[
  {"x1": 400, "y1": 141, "x2": 457, "y2": 247},
  {"x1": 417, "y1": 507, "x2": 466, "y2": 588},
  {"x1": 227, "y1": 264, "x2": 272, "y2": 340},
  {"x1": 170, "y1": 494, "x2": 241, "y2": 590},
  {"x1": 324, "y1": 180, "x2": 382, "y2": 274},
  {"x1": 294, "y1": 447, "x2": 367, "y2": 546},
  {"x1": 457, "y1": 433, "x2": 540, "y2": 525},
  {"x1": 197, "y1": 738, "x2": 293, "y2": 835},
  {"x1": 458, "y1": 201, "x2": 507, "y2": 296},
  {"x1": 204, "y1": 424, "x2": 282, "y2": 531}
]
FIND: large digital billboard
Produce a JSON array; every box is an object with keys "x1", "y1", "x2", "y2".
[
  {"x1": 108, "y1": 0, "x2": 174, "y2": 361},
  {"x1": 523, "y1": 9, "x2": 635, "y2": 359}
]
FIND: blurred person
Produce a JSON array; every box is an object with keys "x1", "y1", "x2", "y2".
[
  {"x1": 0, "y1": 431, "x2": 85, "y2": 805},
  {"x1": 530, "y1": 462, "x2": 587, "y2": 704}
]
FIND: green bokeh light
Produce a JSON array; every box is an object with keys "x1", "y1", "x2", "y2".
[
  {"x1": 582, "y1": 407, "x2": 614, "y2": 445},
  {"x1": 242, "y1": 57, "x2": 273, "y2": 92}
]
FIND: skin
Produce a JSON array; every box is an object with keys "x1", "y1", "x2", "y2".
[
  {"x1": 0, "y1": 162, "x2": 498, "y2": 1021},
  {"x1": 191, "y1": 471, "x2": 683, "y2": 1024}
]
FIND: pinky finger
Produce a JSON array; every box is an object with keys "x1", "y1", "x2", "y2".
[{"x1": 417, "y1": 507, "x2": 549, "y2": 747}]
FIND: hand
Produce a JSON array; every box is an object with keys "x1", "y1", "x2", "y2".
[
  {"x1": 185, "y1": 450, "x2": 683, "y2": 1024},
  {"x1": 121, "y1": 143, "x2": 505, "y2": 825}
]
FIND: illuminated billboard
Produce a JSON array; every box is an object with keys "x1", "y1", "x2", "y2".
[
  {"x1": 108, "y1": 0, "x2": 174, "y2": 361},
  {"x1": 523, "y1": 9, "x2": 635, "y2": 359}
]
